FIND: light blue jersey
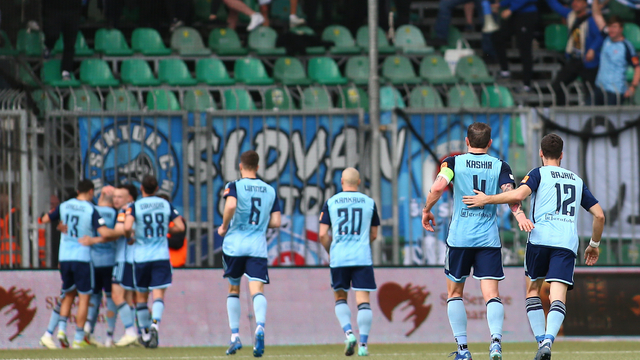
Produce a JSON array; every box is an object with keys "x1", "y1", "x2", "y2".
[
  {"x1": 440, "y1": 153, "x2": 515, "y2": 248},
  {"x1": 128, "y1": 197, "x2": 179, "y2": 263},
  {"x1": 596, "y1": 38, "x2": 638, "y2": 94},
  {"x1": 222, "y1": 178, "x2": 281, "y2": 258},
  {"x1": 520, "y1": 166, "x2": 599, "y2": 254},
  {"x1": 92, "y1": 205, "x2": 117, "y2": 267},
  {"x1": 48, "y1": 199, "x2": 106, "y2": 263},
  {"x1": 320, "y1": 191, "x2": 380, "y2": 267},
  {"x1": 115, "y1": 202, "x2": 135, "y2": 263}
]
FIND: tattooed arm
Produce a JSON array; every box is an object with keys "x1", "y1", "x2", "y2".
[
  {"x1": 422, "y1": 174, "x2": 450, "y2": 232},
  {"x1": 462, "y1": 183, "x2": 534, "y2": 231}
]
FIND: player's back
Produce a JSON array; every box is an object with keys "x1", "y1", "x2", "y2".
[
  {"x1": 131, "y1": 196, "x2": 177, "y2": 263},
  {"x1": 223, "y1": 178, "x2": 277, "y2": 258},
  {"x1": 325, "y1": 191, "x2": 378, "y2": 267},
  {"x1": 448, "y1": 153, "x2": 510, "y2": 248},
  {"x1": 93, "y1": 205, "x2": 117, "y2": 267},
  {"x1": 59, "y1": 199, "x2": 103, "y2": 262}
]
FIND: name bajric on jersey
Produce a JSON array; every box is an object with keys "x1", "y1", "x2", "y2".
[
  {"x1": 466, "y1": 160, "x2": 493, "y2": 169},
  {"x1": 550, "y1": 171, "x2": 576, "y2": 180}
]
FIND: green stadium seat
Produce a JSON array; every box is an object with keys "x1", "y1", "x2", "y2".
[
  {"x1": 481, "y1": 85, "x2": 514, "y2": 108},
  {"x1": 395, "y1": 25, "x2": 434, "y2": 55},
  {"x1": 208, "y1": 28, "x2": 248, "y2": 56},
  {"x1": 624, "y1": 23, "x2": 640, "y2": 51},
  {"x1": 448, "y1": 85, "x2": 480, "y2": 108},
  {"x1": 380, "y1": 86, "x2": 406, "y2": 110},
  {"x1": 41, "y1": 60, "x2": 81, "y2": 87},
  {"x1": 79, "y1": 59, "x2": 120, "y2": 86},
  {"x1": 234, "y1": 58, "x2": 274, "y2": 85},
  {"x1": 19, "y1": 64, "x2": 39, "y2": 87},
  {"x1": 0, "y1": 30, "x2": 18, "y2": 55},
  {"x1": 430, "y1": 25, "x2": 462, "y2": 51},
  {"x1": 302, "y1": 86, "x2": 333, "y2": 109},
  {"x1": 273, "y1": 57, "x2": 312, "y2": 85},
  {"x1": 121, "y1": 59, "x2": 161, "y2": 86},
  {"x1": 633, "y1": 87, "x2": 640, "y2": 105},
  {"x1": 132, "y1": 28, "x2": 172, "y2": 56},
  {"x1": 146, "y1": 89, "x2": 181, "y2": 110},
  {"x1": 223, "y1": 88, "x2": 256, "y2": 110},
  {"x1": 249, "y1": 27, "x2": 286, "y2": 55},
  {"x1": 95, "y1": 28, "x2": 134, "y2": 56},
  {"x1": 337, "y1": 86, "x2": 369, "y2": 109},
  {"x1": 106, "y1": 89, "x2": 140, "y2": 111},
  {"x1": 184, "y1": 89, "x2": 216, "y2": 111},
  {"x1": 455, "y1": 55, "x2": 494, "y2": 84},
  {"x1": 16, "y1": 29, "x2": 44, "y2": 56},
  {"x1": 622, "y1": 243, "x2": 640, "y2": 265},
  {"x1": 509, "y1": 143, "x2": 528, "y2": 179},
  {"x1": 171, "y1": 26, "x2": 212, "y2": 56},
  {"x1": 544, "y1": 24, "x2": 568, "y2": 52},
  {"x1": 345, "y1": 56, "x2": 370, "y2": 85},
  {"x1": 308, "y1": 57, "x2": 348, "y2": 85},
  {"x1": 322, "y1": 25, "x2": 361, "y2": 54},
  {"x1": 52, "y1": 32, "x2": 94, "y2": 56},
  {"x1": 626, "y1": 66, "x2": 635, "y2": 82},
  {"x1": 420, "y1": 55, "x2": 457, "y2": 85},
  {"x1": 409, "y1": 86, "x2": 443, "y2": 109},
  {"x1": 158, "y1": 59, "x2": 198, "y2": 86},
  {"x1": 31, "y1": 90, "x2": 60, "y2": 112},
  {"x1": 382, "y1": 56, "x2": 422, "y2": 85},
  {"x1": 264, "y1": 88, "x2": 295, "y2": 110},
  {"x1": 196, "y1": 58, "x2": 236, "y2": 85},
  {"x1": 67, "y1": 89, "x2": 102, "y2": 111},
  {"x1": 356, "y1": 26, "x2": 396, "y2": 54}
]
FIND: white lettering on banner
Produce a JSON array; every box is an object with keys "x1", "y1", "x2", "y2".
[
  {"x1": 221, "y1": 129, "x2": 246, "y2": 182},
  {"x1": 324, "y1": 127, "x2": 360, "y2": 184},
  {"x1": 255, "y1": 129, "x2": 290, "y2": 182},
  {"x1": 292, "y1": 129, "x2": 327, "y2": 182},
  {"x1": 380, "y1": 128, "x2": 407, "y2": 180},
  {"x1": 0, "y1": 269, "x2": 530, "y2": 348},
  {"x1": 187, "y1": 133, "x2": 221, "y2": 183},
  {"x1": 279, "y1": 186, "x2": 301, "y2": 215},
  {"x1": 131, "y1": 125, "x2": 146, "y2": 142}
]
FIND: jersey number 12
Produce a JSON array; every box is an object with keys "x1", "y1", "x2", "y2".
[{"x1": 555, "y1": 184, "x2": 576, "y2": 216}]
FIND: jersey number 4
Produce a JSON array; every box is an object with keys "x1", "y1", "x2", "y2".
[
  {"x1": 473, "y1": 175, "x2": 487, "y2": 209},
  {"x1": 555, "y1": 184, "x2": 576, "y2": 216},
  {"x1": 337, "y1": 208, "x2": 363, "y2": 236}
]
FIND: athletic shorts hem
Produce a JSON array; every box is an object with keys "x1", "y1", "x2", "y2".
[
  {"x1": 545, "y1": 278, "x2": 574, "y2": 286},
  {"x1": 61, "y1": 285, "x2": 77, "y2": 293},
  {"x1": 148, "y1": 283, "x2": 172, "y2": 290},
  {"x1": 352, "y1": 286, "x2": 377, "y2": 292},
  {"x1": 472, "y1": 275, "x2": 505, "y2": 281},
  {"x1": 77, "y1": 289, "x2": 94, "y2": 295},
  {"x1": 332, "y1": 287, "x2": 350, "y2": 292},
  {"x1": 245, "y1": 274, "x2": 268, "y2": 283},
  {"x1": 445, "y1": 273, "x2": 468, "y2": 283}
]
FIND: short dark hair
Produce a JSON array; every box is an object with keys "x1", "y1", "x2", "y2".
[
  {"x1": 541, "y1": 133, "x2": 564, "y2": 159},
  {"x1": 156, "y1": 193, "x2": 171, "y2": 201},
  {"x1": 118, "y1": 184, "x2": 138, "y2": 200},
  {"x1": 77, "y1": 179, "x2": 95, "y2": 194},
  {"x1": 607, "y1": 15, "x2": 624, "y2": 27},
  {"x1": 240, "y1": 150, "x2": 260, "y2": 171},
  {"x1": 467, "y1": 122, "x2": 492, "y2": 148},
  {"x1": 141, "y1": 175, "x2": 158, "y2": 195}
]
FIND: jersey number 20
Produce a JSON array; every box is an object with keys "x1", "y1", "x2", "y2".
[{"x1": 337, "y1": 208, "x2": 363, "y2": 236}]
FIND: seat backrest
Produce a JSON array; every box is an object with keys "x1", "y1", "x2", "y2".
[
  {"x1": 106, "y1": 89, "x2": 140, "y2": 111},
  {"x1": 337, "y1": 87, "x2": 369, "y2": 109},
  {"x1": 121, "y1": 59, "x2": 155, "y2": 83},
  {"x1": 273, "y1": 57, "x2": 307, "y2": 81},
  {"x1": 448, "y1": 85, "x2": 479, "y2": 108},
  {"x1": 209, "y1": 28, "x2": 243, "y2": 50},
  {"x1": 382, "y1": 56, "x2": 417, "y2": 79},
  {"x1": 264, "y1": 88, "x2": 293, "y2": 110},
  {"x1": 80, "y1": 59, "x2": 116, "y2": 83},
  {"x1": 302, "y1": 86, "x2": 332, "y2": 109},
  {"x1": 624, "y1": 23, "x2": 640, "y2": 50},
  {"x1": 158, "y1": 59, "x2": 192, "y2": 82},
  {"x1": 17, "y1": 29, "x2": 44, "y2": 55},
  {"x1": 410, "y1": 86, "x2": 443, "y2": 109},
  {"x1": 132, "y1": 28, "x2": 167, "y2": 52},
  {"x1": 455, "y1": 55, "x2": 490, "y2": 78},
  {"x1": 420, "y1": 55, "x2": 453, "y2": 78},
  {"x1": 308, "y1": 57, "x2": 343, "y2": 81},
  {"x1": 95, "y1": 28, "x2": 130, "y2": 53},
  {"x1": 395, "y1": 25, "x2": 427, "y2": 48},
  {"x1": 481, "y1": 85, "x2": 514, "y2": 108},
  {"x1": 184, "y1": 89, "x2": 216, "y2": 111},
  {"x1": 223, "y1": 88, "x2": 256, "y2": 110},
  {"x1": 248, "y1": 27, "x2": 278, "y2": 49},
  {"x1": 171, "y1": 26, "x2": 207, "y2": 50},
  {"x1": 53, "y1": 32, "x2": 91, "y2": 52},
  {"x1": 380, "y1": 86, "x2": 406, "y2": 110},
  {"x1": 32, "y1": 90, "x2": 60, "y2": 112},
  {"x1": 67, "y1": 89, "x2": 102, "y2": 111},
  {"x1": 19, "y1": 64, "x2": 39, "y2": 86},
  {"x1": 544, "y1": 24, "x2": 568, "y2": 52},
  {"x1": 0, "y1": 30, "x2": 14, "y2": 51},
  {"x1": 234, "y1": 58, "x2": 269, "y2": 82},
  {"x1": 290, "y1": 26, "x2": 315, "y2": 36},
  {"x1": 322, "y1": 25, "x2": 356, "y2": 47},
  {"x1": 196, "y1": 58, "x2": 232, "y2": 81},
  {"x1": 41, "y1": 59, "x2": 63, "y2": 84},
  {"x1": 345, "y1": 56, "x2": 370, "y2": 80},
  {"x1": 146, "y1": 89, "x2": 181, "y2": 110},
  {"x1": 356, "y1": 26, "x2": 391, "y2": 48}
]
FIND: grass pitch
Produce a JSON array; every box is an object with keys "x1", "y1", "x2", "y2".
[{"x1": 1, "y1": 342, "x2": 639, "y2": 360}]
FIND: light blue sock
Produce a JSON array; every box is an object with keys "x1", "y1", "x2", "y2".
[
  {"x1": 252, "y1": 293, "x2": 267, "y2": 327},
  {"x1": 46, "y1": 301, "x2": 61, "y2": 335},
  {"x1": 525, "y1": 297, "x2": 546, "y2": 344},
  {"x1": 545, "y1": 300, "x2": 566, "y2": 344},
  {"x1": 117, "y1": 303, "x2": 135, "y2": 329},
  {"x1": 227, "y1": 294, "x2": 241, "y2": 333},
  {"x1": 132, "y1": 305, "x2": 141, "y2": 334},
  {"x1": 334, "y1": 299, "x2": 352, "y2": 333},
  {"x1": 74, "y1": 326, "x2": 85, "y2": 342},
  {"x1": 152, "y1": 299, "x2": 165, "y2": 324},
  {"x1": 106, "y1": 294, "x2": 117, "y2": 334},
  {"x1": 88, "y1": 293, "x2": 101, "y2": 332},
  {"x1": 447, "y1": 297, "x2": 468, "y2": 351},
  {"x1": 486, "y1": 297, "x2": 504, "y2": 341},
  {"x1": 136, "y1": 303, "x2": 151, "y2": 330},
  {"x1": 357, "y1": 303, "x2": 372, "y2": 344},
  {"x1": 59, "y1": 316, "x2": 68, "y2": 333}
]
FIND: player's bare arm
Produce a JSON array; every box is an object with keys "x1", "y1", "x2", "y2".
[
  {"x1": 422, "y1": 174, "x2": 449, "y2": 232},
  {"x1": 123, "y1": 213, "x2": 135, "y2": 238},
  {"x1": 370, "y1": 226, "x2": 378, "y2": 243},
  {"x1": 319, "y1": 223, "x2": 331, "y2": 252},
  {"x1": 268, "y1": 211, "x2": 282, "y2": 228},
  {"x1": 218, "y1": 196, "x2": 237, "y2": 237},
  {"x1": 169, "y1": 216, "x2": 186, "y2": 234},
  {"x1": 584, "y1": 203, "x2": 605, "y2": 266},
  {"x1": 501, "y1": 183, "x2": 534, "y2": 232}
]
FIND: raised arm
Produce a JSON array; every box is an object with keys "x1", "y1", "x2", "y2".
[
  {"x1": 592, "y1": 0, "x2": 606, "y2": 31},
  {"x1": 545, "y1": 0, "x2": 571, "y2": 18}
]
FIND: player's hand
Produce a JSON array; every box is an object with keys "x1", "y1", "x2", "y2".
[
  {"x1": 462, "y1": 190, "x2": 489, "y2": 208},
  {"x1": 625, "y1": 86, "x2": 636, "y2": 98},
  {"x1": 127, "y1": 238, "x2": 135, "y2": 245},
  {"x1": 422, "y1": 208, "x2": 436, "y2": 232},
  {"x1": 585, "y1": 49, "x2": 595, "y2": 62},
  {"x1": 501, "y1": 9, "x2": 512, "y2": 18},
  {"x1": 218, "y1": 226, "x2": 228, "y2": 237},
  {"x1": 584, "y1": 245, "x2": 600, "y2": 266},
  {"x1": 79, "y1": 236, "x2": 95, "y2": 246},
  {"x1": 57, "y1": 222, "x2": 68, "y2": 234},
  {"x1": 516, "y1": 217, "x2": 535, "y2": 232}
]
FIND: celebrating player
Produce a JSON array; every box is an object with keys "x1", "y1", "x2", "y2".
[
  {"x1": 462, "y1": 134, "x2": 605, "y2": 360},
  {"x1": 123, "y1": 175, "x2": 185, "y2": 348},
  {"x1": 218, "y1": 150, "x2": 281, "y2": 358},
  {"x1": 422, "y1": 123, "x2": 533, "y2": 360},
  {"x1": 319, "y1": 167, "x2": 380, "y2": 357}
]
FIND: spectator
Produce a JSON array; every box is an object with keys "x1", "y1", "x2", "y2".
[
  {"x1": 222, "y1": 0, "x2": 266, "y2": 31},
  {"x1": 591, "y1": 0, "x2": 640, "y2": 104},
  {"x1": 492, "y1": 0, "x2": 538, "y2": 91},
  {"x1": 546, "y1": 0, "x2": 604, "y2": 105},
  {"x1": 289, "y1": 0, "x2": 305, "y2": 26},
  {"x1": 43, "y1": 0, "x2": 82, "y2": 81},
  {"x1": 166, "y1": 0, "x2": 192, "y2": 31}
]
